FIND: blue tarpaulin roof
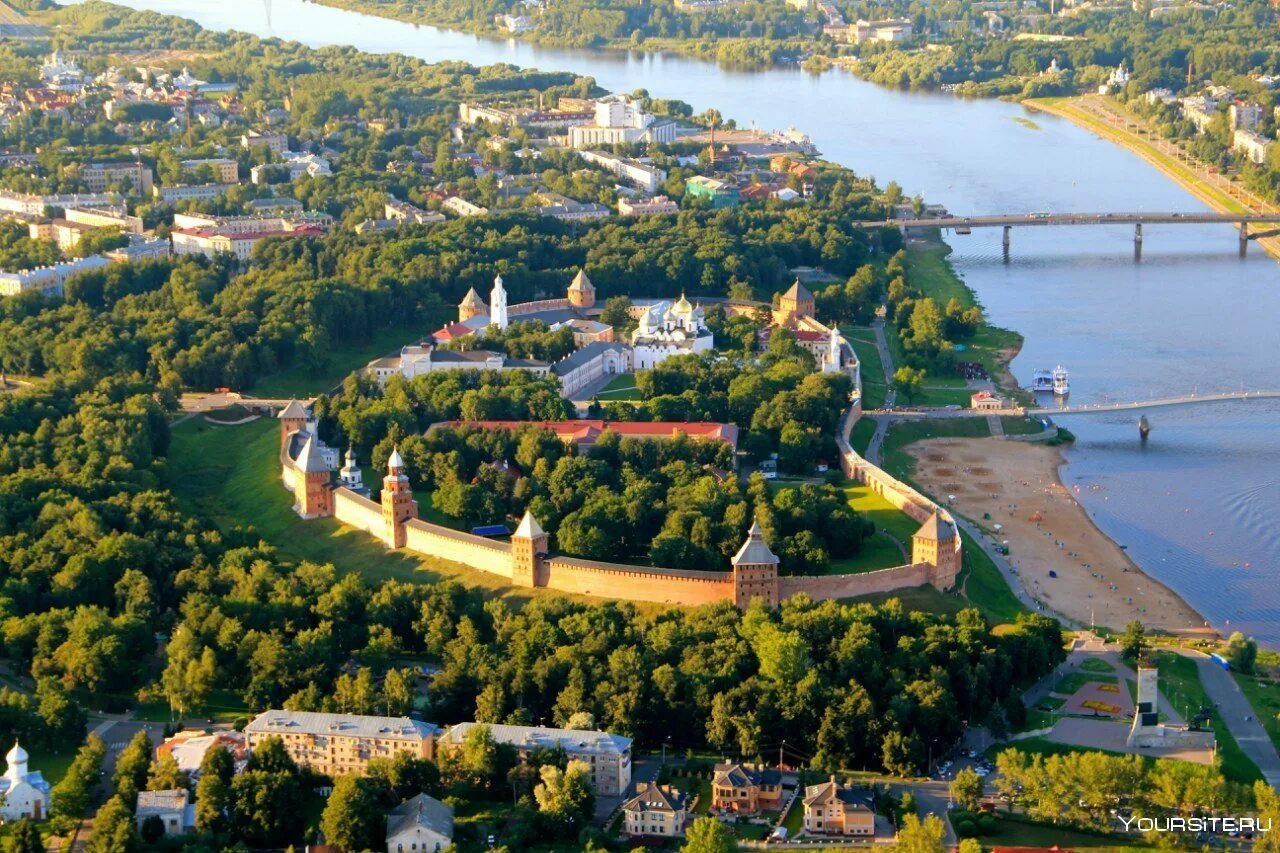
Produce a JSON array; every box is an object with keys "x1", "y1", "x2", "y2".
[{"x1": 471, "y1": 524, "x2": 510, "y2": 537}]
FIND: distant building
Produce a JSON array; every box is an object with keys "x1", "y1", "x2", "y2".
[
  {"x1": 386, "y1": 794, "x2": 454, "y2": 853},
  {"x1": 0, "y1": 743, "x2": 49, "y2": 821},
  {"x1": 81, "y1": 161, "x2": 153, "y2": 194},
  {"x1": 630, "y1": 295, "x2": 714, "y2": 369},
  {"x1": 104, "y1": 235, "x2": 172, "y2": 263},
  {"x1": 134, "y1": 790, "x2": 194, "y2": 835},
  {"x1": 241, "y1": 130, "x2": 289, "y2": 154},
  {"x1": 776, "y1": 279, "x2": 815, "y2": 324},
  {"x1": 433, "y1": 419, "x2": 739, "y2": 453},
  {"x1": 439, "y1": 723, "x2": 632, "y2": 795},
  {"x1": 551, "y1": 340, "x2": 631, "y2": 397},
  {"x1": 495, "y1": 13, "x2": 535, "y2": 31},
  {"x1": 172, "y1": 222, "x2": 325, "y2": 260},
  {"x1": 535, "y1": 191, "x2": 610, "y2": 221},
  {"x1": 364, "y1": 344, "x2": 550, "y2": 387},
  {"x1": 1230, "y1": 102, "x2": 1264, "y2": 132},
  {"x1": 385, "y1": 197, "x2": 445, "y2": 225},
  {"x1": 0, "y1": 254, "x2": 111, "y2": 297},
  {"x1": 550, "y1": 317, "x2": 614, "y2": 347},
  {"x1": 1233, "y1": 129, "x2": 1272, "y2": 165},
  {"x1": 622, "y1": 782, "x2": 691, "y2": 839},
  {"x1": 577, "y1": 150, "x2": 667, "y2": 193},
  {"x1": 684, "y1": 176, "x2": 739, "y2": 209},
  {"x1": 568, "y1": 95, "x2": 678, "y2": 148},
  {"x1": 970, "y1": 390, "x2": 1006, "y2": 411},
  {"x1": 618, "y1": 196, "x2": 680, "y2": 216},
  {"x1": 154, "y1": 183, "x2": 229, "y2": 203},
  {"x1": 442, "y1": 196, "x2": 489, "y2": 217},
  {"x1": 244, "y1": 710, "x2": 440, "y2": 776},
  {"x1": 802, "y1": 777, "x2": 875, "y2": 836},
  {"x1": 179, "y1": 157, "x2": 240, "y2": 183},
  {"x1": 711, "y1": 762, "x2": 783, "y2": 814}
]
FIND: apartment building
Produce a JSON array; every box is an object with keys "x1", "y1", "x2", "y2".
[
  {"x1": 244, "y1": 710, "x2": 440, "y2": 777},
  {"x1": 439, "y1": 723, "x2": 632, "y2": 795},
  {"x1": 81, "y1": 161, "x2": 153, "y2": 194}
]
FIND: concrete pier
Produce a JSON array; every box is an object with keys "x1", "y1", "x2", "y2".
[
  {"x1": 1002, "y1": 225, "x2": 1011, "y2": 253},
  {"x1": 1240, "y1": 223, "x2": 1249, "y2": 257}
]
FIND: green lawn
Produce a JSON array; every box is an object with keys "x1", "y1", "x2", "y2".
[
  {"x1": 132, "y1": 689, "x2": 249, "y2": 724},
  {"x1": 1231, "y1": 672, "x2": 1280, "y2": 752},
  {"x1": 249, "y1": 320, "x2": 440, "y2": 399},
  {"x1": 846, "y1": 328, "x2": 887, "y2": 409},
  {"x1": 958, "y1": 534, "x2": 1025, "y2": 623},
  {"x1": 671, "y1": 773, "x2": 711, "y2": 814},
  {"x1": 1153, "y1": 651, "x2": 1262, "y2": 784},
  {"x1": 1002, "y1": 415, "x2": 1051, "y2": 436},
  {"x1": 880, "y1": 418, "x2": 992, "y2": 483},
  {"x1": 781, "y1": 795, "x2": 805, "y2": 837},
  {"x1": 27, "y1": 744, "x2": 77, "y2": 786},
  {"x1": 164, "y1": 418, "x2": 519, "y2": 595},
  {"x1": 593, "y1": 373, "x2": 642, "y2": 400},
  {"x1": 900, "y1": 242, "x2": 1026, "y2": 401},
  {"x1": 1053, "y1": 672, "x2": 1118, "y2": 694},
  {"x1": 850, "y1": 417, "x2": 877, "y2": 456},
  {"x1": 828, "y1": 480, "x2": 921, "y2": 574},
  {"x1": 989, "y1": 814, "x2": 1156, "y2": 852},
  {"x1": 1081, "y1": 658, "x2": 1117, "y2": 674}
]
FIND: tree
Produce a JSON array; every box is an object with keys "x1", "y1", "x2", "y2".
[
  {"x1": 1119, "y1": 621, "x2": 1147, "y2": 663},
  {"x1": 86, "y1": 795, "x2": 137, "y2": 853},
  {"x1": 950, "y1": 767, "x2": 984, "y2": 812},
  {"x1": 565, "y1": 711, "x2": 595, "y2": 730},
  {"x1": 147, "y1": 753, "x2": 188, "y2": 792},
  {"x1": 113, "y1": 730, "x2": 153, "y2": 806},
  {"x1": 533, "y1": 759, "x2": 594, "y2": 828},
  {"x1": 957, "y1": 839, "x2": 983, "y2": 853},
  {"x1": 50, "y1": 736, "x2": 105, "y2": 821},
  {"x1": 893, "y1": 366, "x2": 926, "y2": 404},
  {"x1": 7, "y1": 819, "x2": 44, "y2": 853},
  {"x1": 382, "y1": 667, "x2": 415, "y2": 715},
  {"x1": 1226, "y1": 632, "x2": 1257, "y2": 674},
  {"x1": 893, "y1": 814, "x2": 947, "y2": 853},
  {"x1": 682, "y1": 816, "x2": 733, "y2": 853},
  {"x1": 230, "y1": 770, "x2": 304, "y2": 847},
  {"x1": 321, "y1": 775, "x2": 387, "y2": 851},
  {"x1": 195, "y1": 745, "x2": 234, "y2": 835}
]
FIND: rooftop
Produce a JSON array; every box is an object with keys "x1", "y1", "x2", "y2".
[
  {"x1": 441, "y1": 722, "x2": 631, "y2": 755},
  {"x1": 387, "y1": 793, "x2": 454, "y2": 840},
  {"x1": 245, "y1": 710, "x2": 441, "y2": 741}
]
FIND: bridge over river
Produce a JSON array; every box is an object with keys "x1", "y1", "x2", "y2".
[
  {"x1": 1026, "y1": 389, "x2": 1280, "y2": 416},
  {"x1": 855, "y1": 211, "x2": 1280, "y2": 255}
]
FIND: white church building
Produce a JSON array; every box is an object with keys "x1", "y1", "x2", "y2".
[
  {"x1": 0, "y1": 742, "x2": 50, "y2": 821},
  {"x1": 629, "y1": 295, "x2": 715, "y2": 370}
]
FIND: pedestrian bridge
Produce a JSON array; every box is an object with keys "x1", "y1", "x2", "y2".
[
  {"x1": 1027, "y1": 389, "x2": 1280, "y2": 416},
  {"x1": 855, "y1": 211, "x2": 1280, "y2": 254}
]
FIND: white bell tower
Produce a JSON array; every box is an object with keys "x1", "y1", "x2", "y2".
[{"x1": 489, "y1": 274, "x2": 508, "y2": 331}]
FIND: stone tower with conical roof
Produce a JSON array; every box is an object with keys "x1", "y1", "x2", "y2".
[
  {"x1": 567, "y1": 268, "x2": 596, "y2": 309},
  {"x1": 295, "y1": 435, "x2": 334, "y2": 518},
  {"x1": 731, "y1": 521, "x2": 780, "y2": 609},
  {"x1": 777, "y1": 280, "x2": 815, "y2": 325},
  {"x1": 278, "y1": 399, "x2": 308, "y2": 450},
  {"x1": 381, "y1": 448, "x2": 418, "y2": 548},
  {"x1": 911, "y1": 511, "x2": 960, "y2": 590},
  {"x1": 510, "y1": 510, "x2": 548, "y2": 587},
  {"x1": 458, "y1": 287, "x2": 486, "y2": 322}
]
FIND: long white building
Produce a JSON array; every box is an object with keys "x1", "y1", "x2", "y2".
[{"x1": 568, "y1": 96, "x2": 678, "y2": 149}]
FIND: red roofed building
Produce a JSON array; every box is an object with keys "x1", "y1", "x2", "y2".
[
  {"x1": 432, "y1": 419, "x2": 739, "y2": 452},
  {"x1": 431, "y1": 321, "x2": 480, "y2": 343}
]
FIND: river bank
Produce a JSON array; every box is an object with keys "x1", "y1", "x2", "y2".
[
  {"x1": 907, "y1": 437, "x2": 1214, "y2": 639},
  {"x1": 1026, "y1": 95, "x2": 1280, "y2": 262}
]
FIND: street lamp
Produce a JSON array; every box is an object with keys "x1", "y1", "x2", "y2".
[{"x1": 662, "y1": 735, "x2": 671, "y2": 765}]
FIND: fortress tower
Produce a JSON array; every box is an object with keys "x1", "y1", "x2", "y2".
[
  {"x1": 911, "y1": 512, "x2": 960, "y2": 590},
  {"x1": 489, "y1": 274, "x2": 508, "y2": 331},
  {"x1": 511, "y1": 511, "x2": 548, "y2": 587},
  {"x1": 381, "y1": 448, "x2": 418, "y2": 548},
  {"x1": 731, "y1": 521, "x2": 780, "y2": 609},
  {"x1": 295, "y1": 435, "x2": 334, "y2": 518},
  {"x1": 776, "y1": 280, "x2": 815, "y2": 325},
  {"x1": 458, "y1": 287, "x2": 486, "y2": 322},
  {"x1": 278, "y1": 399, "x2": 309, "y2": 450},
  {"x1": 567, "y1": 268, "x2": 596, "y2": 309}
]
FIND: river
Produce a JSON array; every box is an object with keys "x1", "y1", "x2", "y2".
[{"x1": 78, "y1": 0, "x2": 1280, "y2": 644}]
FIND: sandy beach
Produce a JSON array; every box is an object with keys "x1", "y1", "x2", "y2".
[{"x1": 907, "y1": 437, "x2": 1214, "y2": 639}]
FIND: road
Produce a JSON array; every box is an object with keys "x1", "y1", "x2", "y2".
[{"x1": 1174, "y1": 649, "x2": 1280, "y2": 789}]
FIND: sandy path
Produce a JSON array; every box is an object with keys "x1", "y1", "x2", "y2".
[{"x1": 907, "y1": 438, "x2": 1213, "y2": 639}]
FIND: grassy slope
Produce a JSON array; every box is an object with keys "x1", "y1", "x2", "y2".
[
  {"x1": 829, "y1": 480, "x2": 921, "y2": 574},
  {"x1": 1231, "y1": 672, "x2": 1280, "y2": 753},
  {"x1": 1152, "y1": 651, "x2": 1262, "y2": 785},
  {"x1": 845, "y1": 327, "x2": 887, "y2": 409}
]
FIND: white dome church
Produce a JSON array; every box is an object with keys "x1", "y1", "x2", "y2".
[{"x1": 0, "y1": 742, "x2": 49, "y2": 821}]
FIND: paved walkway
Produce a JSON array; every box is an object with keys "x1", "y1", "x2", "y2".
[
  {"x1": 871, "y1": 319, "x2": 896, "y2": 409},
  {"x1": 1173, "y1": 648, "x2": 1280, "y2": 788}
]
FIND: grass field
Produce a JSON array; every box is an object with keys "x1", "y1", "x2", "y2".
[
  {"x1": 880, "y1": 418, "x2": 992, "y2": 482},
  {"x1": 987, "y1": 814, "x2": 1156, "y2": 852},
  {"x1": 829, "y1": 481, "x2": 920, "y2": 574},
  {"x1": 901, "y1": 243, "x2": 1025, "y2": 400},
  {"x1": 850, "y1": 417, "x2": 877, "y2": 456},
  {"x1": 1232, "y1": 672, "x2": 1280, "y2": 752},
  {"x1": 1003, "y1": 415, "x2": 1051, "y2": 436},
  {"x1": 1081, "y1": 657, "x2": 1117, "y2": 674},
  {"x1": 593, "y1": 372, "x2": 642, "y2": 400},
  {"x1": 1054, "y1": 672, "x2": 1118, "y2": 694},
  {"x1": 249, "y1": 320, "x2": 438, "y2": 399},
  {"x1": 845, "y1": 328, "x2": 887, "y2": 409},
  {"x1": 1152, "y1": 651, "x2": 1262, "y2": 785},
  {"x1": 132, "y1": 689, "x2": 249, "y2": 724},
  {"x1": 958, "y1": 534, "x2": 1025, "y2": 623}
]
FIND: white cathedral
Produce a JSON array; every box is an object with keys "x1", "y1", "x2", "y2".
[
  {"x1": 629, "y1": 295, "x2": 715, "y2": 370},
  {"x1": 0, "y1": 742, "x2": 49, "y2": 821}
]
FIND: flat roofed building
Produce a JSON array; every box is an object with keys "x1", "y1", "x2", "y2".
[
  {"x1": 81, "y1": 161, "x2": 153, "y2": 194},
  {"x1": 432, "y1": 418, "x2": 739, "y2": 453},
  {"x1": 440, "y1": 723, "x2": 632, "y2": 795},
  {"x1": 134, "y1": 789, "x2": 194, "y2": 835},
  {"x1": 245, "y1": 710, "x2": 441, "y2": 776}
]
